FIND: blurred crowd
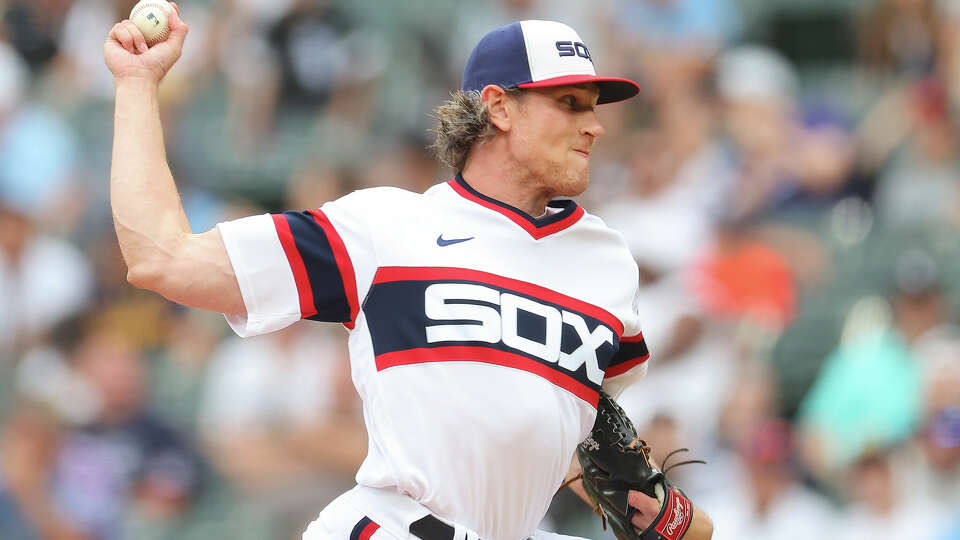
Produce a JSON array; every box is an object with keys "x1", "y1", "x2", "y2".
[{"x1": 0, "y1": 0, "x2": 959, "y2": 538}]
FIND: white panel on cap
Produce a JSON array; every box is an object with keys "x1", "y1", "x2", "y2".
[{"x1": 520, "y1": 20, "x2": 597, "y2": 82}]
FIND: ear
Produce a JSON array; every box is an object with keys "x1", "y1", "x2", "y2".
[{"x1": 481, "y1": 85, "x2": 513, "y2": 132}]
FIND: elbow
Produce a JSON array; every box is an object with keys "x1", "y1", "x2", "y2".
[
  {"x1": 125, "y1": 259, "x2": 166, "y2": 292},
  {"x1": 121, "y1": 235, "x2": 185, "y2": 293}
]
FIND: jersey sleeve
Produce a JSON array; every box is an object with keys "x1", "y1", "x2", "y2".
[
  {"x1": 602, "y1": 286, "x2": 650, "y2": 398},
  {"x1": 217, "y1": 190, "x2": 379, "y2": 337}
]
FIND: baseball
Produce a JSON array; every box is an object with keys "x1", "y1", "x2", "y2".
[{"x1": 129, "y1": 0, "x2": 172, "y2": 47}]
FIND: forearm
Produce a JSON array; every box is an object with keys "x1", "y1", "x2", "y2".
[
  {"x1": 110, "y1": 77, "x2": 190, "y2": 285},
  {"x1": 684, "y1": 507, "x2": 713, "y2": 540}
]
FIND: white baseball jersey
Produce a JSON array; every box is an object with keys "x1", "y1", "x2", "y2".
[{"x1": 217, "y1": 175, "x2": 650, "y2": 540}]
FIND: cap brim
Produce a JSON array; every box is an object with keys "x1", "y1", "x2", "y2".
[{"x1": 517, "y1": 74, "x2": 640, "y2": 104}]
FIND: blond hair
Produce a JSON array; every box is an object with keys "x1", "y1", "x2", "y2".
[{"x1": 430, "y1": 88, "x2": 521, "y2": 171}]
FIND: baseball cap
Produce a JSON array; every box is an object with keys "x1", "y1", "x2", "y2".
[{"x1": 462, "y1": 20, "x2": 640, "y2": 105}]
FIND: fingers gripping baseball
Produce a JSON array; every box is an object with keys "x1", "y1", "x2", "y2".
[
  {"x1": 112, "y1": 21, "x2": 146, "y2": 54},
  {"x1": 104, "y1": 1, "x2": 188, "y2": 83}
]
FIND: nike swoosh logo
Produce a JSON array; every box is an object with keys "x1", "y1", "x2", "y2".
[{"x1": 437, "y1": 235, "x2": 474, "y2": 247}]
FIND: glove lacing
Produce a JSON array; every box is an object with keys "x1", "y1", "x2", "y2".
[
  {"x1": 558, "y1": 441, "x2": 705, "y2": 494},
  {"x1": 659, "y1": 447, "x2": 707, "y2": 476}
]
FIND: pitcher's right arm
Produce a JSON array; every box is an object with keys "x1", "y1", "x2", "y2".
[{"x1": 105, "y1": 5, "x2": 244, "y2": 315}]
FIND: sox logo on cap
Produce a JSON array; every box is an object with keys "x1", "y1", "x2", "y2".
[{"x1": 462, "y1": 20, "x2": 640, "y2": 104}]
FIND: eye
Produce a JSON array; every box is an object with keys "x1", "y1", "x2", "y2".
[{"x1": 562, "y1": 95, "x2": 578, "y2": 108}]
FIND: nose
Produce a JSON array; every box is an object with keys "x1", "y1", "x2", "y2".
[{"x1": 580, "y1": 110, "x2": 605, "y2": 139}]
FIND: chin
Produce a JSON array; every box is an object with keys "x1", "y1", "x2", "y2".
[{"x1": 559, "y1": 169, "x2": 590, "y2": 197}]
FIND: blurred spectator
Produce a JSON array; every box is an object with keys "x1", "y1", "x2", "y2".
[
  {"x1": 609, "y1": 0, "x2": 739, "y2": 55},
  {"x1": 52, "y1": 324, "x2": 203, "y2": 540},
  {"x1": 605, "y1": 0, "x2": 740, "y2": 100},
  {"x1": 0, "y1": 40, "x2": 29, "y2": 124},
  {"x1": 615, "y1": 264, "x2": 728, "y2": 451},
  {"x1": 778, "y1": 106, "x2": 868, "y2": 217},
  {"x1": 716, "y1": 45, "x2": 866, "y2": 227},
  {"x1": 268, "y1": 2, "x2": 378, "y2": 109},
  {"x1": 601, "y1": 101, "x2": 737, "y2": 447},
  {"x1": 0, "y1": 202, "x2": 93, "y2": 359},
  {"x1": 361, "y1": 133, "x2": 442, "y2": 192},
  {"x1": 1, "y1": 0, "x2": 71, "y2": 71},
  {"x1": 286, "y1": 162, "x2": 357, "y2": 210},
  {"x1": 14, "y1": 315, "x2": 99, "y2": 426},
  {"x1": 896, "y1": 336, "x2": 960, "y2": 509},
  {"x1": 600, "y1": 95, "x2": 728, "y2": 272},
  {"x1": 716, "y1": 45, "x2": 800, "y2": 222},
  {"x1": 57, "y1": 0, "x2": 133, "y2": 102},
  {"x1": 938, "y1": 0, "x2": 960, "y2": 108},
  {"x1": 872, "y1": 80, "x2": 960, "y2": 228},
  {"x1": 858, "y1": 0, "x2": 940, "y2": 77},
  {"x1": 701, "y1": 419, "x2": 837, "y2": 540},
  {"x1": 197, "y1": 323, "x2": 365, "y2": 537},
  {"x1": 689, "y1": 223, "x2": 797, "y2": 330},
  {"x1": 798, "y1": 250, "x2": 951, "y2": 481},
  {"x1": 834, "y1": 448, "x2": 952, "y2": 540},
  {"x1": 0, "y1": 35, "x2": 86, "y2": 236},
  {"x1": 0, "y1": 398, "x2": 86, "y2": 540},
  {"x1": 916, "y1": 405, "x2": 960, "y2": 501},
  {"x1": 0, "y1": 41, "x2": 81, "y2": 226},
  {"x1": 148, "y1": 309, "x2": 225, "y2": 436},
  {"x1": 0, "y1": 38, "x2": 91, "y2": 357}
]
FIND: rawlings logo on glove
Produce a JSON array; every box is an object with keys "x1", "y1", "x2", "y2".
[{"x1": 655, "y1": 486, "x2": 692, "y2": 540}]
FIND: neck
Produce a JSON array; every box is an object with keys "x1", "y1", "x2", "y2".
[{"x1": 461, "y1": 145, "x2": 552, "y2": 217}]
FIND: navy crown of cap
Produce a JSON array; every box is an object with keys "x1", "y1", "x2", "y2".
[{"x1": 462, "y1": 22, "x2": 531, "y2": 93}]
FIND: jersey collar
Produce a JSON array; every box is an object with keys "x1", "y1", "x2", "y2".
[{"x1": 449, "y1": 174, "x2": 585, "y2": 240}]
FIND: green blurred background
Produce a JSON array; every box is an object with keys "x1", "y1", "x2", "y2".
[{"x1": 0, "y1": 0, "x2": 958, "y2": 538}]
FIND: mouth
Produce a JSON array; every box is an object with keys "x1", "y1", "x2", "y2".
[{"x1": 573, "y1": 149, "x2": 591, "y2": 158}]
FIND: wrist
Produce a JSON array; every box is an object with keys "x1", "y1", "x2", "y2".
[
  {"x1": 647, "y1": 486, "x2": 693, "y2": 540},
  {"x1": 114, "y1": 75, "x2": 161, "y2": 92}
]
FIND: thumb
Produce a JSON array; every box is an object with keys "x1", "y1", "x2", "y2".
[{"x1": 165, "y1": 3, "x2": 188, "y2": 50}]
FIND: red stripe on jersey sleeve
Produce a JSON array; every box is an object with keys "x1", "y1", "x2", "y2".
[
  {"x1": 604, "y1": 353, "x2": 649, "y2": 378},
  {"x1": 307, "y1": 209, "x2": 360, "y2": 329},
  {"x1": 358, "y1": 522, "x2": 379, "y2": 540},
  {"x1": 373, "y1": 266, "x2": 625, "y2": 336},
  {"x1": 375, "y1": 346, "x2": 600, "y2": 407},
  {"x1": 272, "y1": 214, "x2": 317, "y2": 318}
]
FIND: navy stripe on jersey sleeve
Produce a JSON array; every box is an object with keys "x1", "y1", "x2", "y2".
[
  {"x1": 273, "y1": 210, "x2": 355, "y2": 325},
  {"x1": 606, "y1": 334, "x2": 650, "y2": 378}
]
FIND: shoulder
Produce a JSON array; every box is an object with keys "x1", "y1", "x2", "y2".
[
  {"x1": 575, "y1": 209, "x2": 637, "y2": 265},
  {"x1": 333, "y1": 185, "x2": 421, "y2": 206},
  {"x1": 326, "y1": 186, "x2": 426, "y2": 218},
  {"x1": 578, "y1": 209, "x2": 626, "y2": 237}
]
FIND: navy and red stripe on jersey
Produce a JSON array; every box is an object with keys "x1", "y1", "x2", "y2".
[{"x1": 272, "y1": 210, "x2": 359, "y2": 327}]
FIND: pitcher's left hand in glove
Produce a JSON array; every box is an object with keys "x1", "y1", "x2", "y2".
[{"x1": 573, "y1": 392, "x2": 704, "y2": 540}]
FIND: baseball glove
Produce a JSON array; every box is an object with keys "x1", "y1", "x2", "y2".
[{"x1": 568, "y1": 392, "x2": 703, "y2": 540}]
